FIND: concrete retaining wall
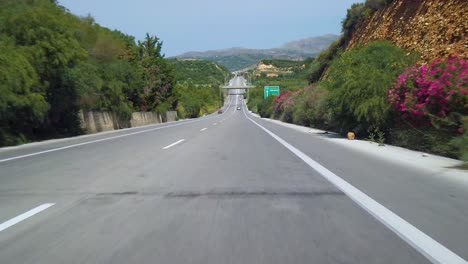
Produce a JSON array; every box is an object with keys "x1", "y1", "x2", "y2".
[
  {"x1": 166, "y1": 111, "x2": 177, "y2": 122},
  {"x1": 79, "y1": 111, "x2": 115, "y2": 134},
  {"x1": 130, "y1": 112, "x2": 161, "y2": 127},
  {"x1": 79, "y1": 110, "x2": 176, "y2": 134}
]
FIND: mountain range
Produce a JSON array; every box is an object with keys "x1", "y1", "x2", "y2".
[{"x1": 174, "y1": 34, "x2": 340, "y2": 71}]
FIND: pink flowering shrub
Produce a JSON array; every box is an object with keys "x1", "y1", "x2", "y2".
[
  {"x1": 273, "y1": 91, "x2": 302, "y2": 122},
  {"x1": 388, "y1": 56, "x2": 468, "y2": 128},
  {"x1": 273, "y1": 91, "x2": 292, "y2": 116}
]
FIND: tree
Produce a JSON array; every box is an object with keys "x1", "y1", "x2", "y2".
[
  {"x1": 0, "y1": 39, "x2": 49, "y2": 145},
  {"x1": 325, "y1": 41, "x2": 418, "y2": 134},
  {"x1": 137, "y1": 34, "x2": 175, "y2": 111},
  {"x1": 0, "y1": 0, "x2": 88, "y2": 136},
  {"x1": 0, "y1": 0, "x2": 177, "y2": 146}
]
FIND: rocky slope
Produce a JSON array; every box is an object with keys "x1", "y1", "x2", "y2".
[
  {"x1": 253, "y1": 60, "x2": 307, "y2": 78},
  {"x1": 347, "y1": 0, "x2": 467, "y2": 63}
]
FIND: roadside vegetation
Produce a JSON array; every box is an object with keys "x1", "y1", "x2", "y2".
[
  {"x1": 169, "y1": 59, "x2": 230, "y2": 118},
  {"x1": 247, "y1": 0, "x2": 467, "y2": 162},
  {"x1": 246, "y1": 59, "x2": 312, "y2": 113},
  {"x1": 0, "y1": 0, "x2": 177, "y2": 146},
  {"x1": 0, "y1": 0, "x2": 229, "y2": 147}
]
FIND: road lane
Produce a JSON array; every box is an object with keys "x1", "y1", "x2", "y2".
[
  {"x1": 243, "y1": 102, "x2": 468, "y2": 260},
  {"x1": 0, "y1": 97, "x2": 236, "y2": 226},
  {"x1": 0, "y1": 95, "x2": 428, "y2": 264},
  {"x1": 0, "y1": 95, "x2": 463, "y2": 263},
  {"x1": 241, "y1": 104, "x2": 466, "y2": 263},
  {"x1": 0, "y1": 94, "x2": 233, "y2": 163}
]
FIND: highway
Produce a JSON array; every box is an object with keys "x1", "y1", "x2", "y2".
[
  {"x1": 229, "y1": 75, "x2": 248, "y2": 87},
  {"x1": 1, "y1": 91, "x2": 467, "y2": 263}
]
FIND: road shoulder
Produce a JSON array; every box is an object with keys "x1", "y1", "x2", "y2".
[{"x1": 249, "y1": 111, "x2": 468, "y2": 186}]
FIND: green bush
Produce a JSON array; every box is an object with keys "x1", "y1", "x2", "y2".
[
  {"x1": 174, "y1": 83, "x2": 220, "y2": 118},
  {"x1": 342, "y1": 3, "x2": 368, "y2": 39},
  {"x1": 247, "y1": 96, "x2": 262, "y2": 113},
  {"x1": 292, "y1": 85, "x2": 331, "y2": 128},
  {"x1": 307, "y1": 0, "x2": 395, "y2": 86},
  {"x1": 389, "y1": 124, "x2": 459, "y2": 159},
  {"x1": 246, "y1": 86, "x2": 265, "y2": 113},
  {"x1": 257, "y1": 96, "x2": 276, "y2": 118},
  {"x1": 450, "y1": 117, "x2": 468, "y2": 165},
  {"x1": 325, "y1": 41, "x2": 418, "y2": 135},
  {"x1": 280, "y1": 100, "x2": 295, "y2": 123}
]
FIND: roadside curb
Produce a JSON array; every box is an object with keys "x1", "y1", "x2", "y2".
[{"x1": 250, "y1": 113, "x2": 468, "y2": 185}]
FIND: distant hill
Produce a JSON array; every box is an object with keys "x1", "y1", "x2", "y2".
[
  {"x1": 174, "y1": 34, "x2": 340, "y2": 71},
  {"x1": 280, "y1": 34, "x2": 340, "y2": 54}
]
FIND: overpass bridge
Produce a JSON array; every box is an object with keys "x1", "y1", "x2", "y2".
[{"x1": 221, "y1": 75, "x2": 255, "y2": 95}]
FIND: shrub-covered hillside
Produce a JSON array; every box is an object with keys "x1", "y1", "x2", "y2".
[
  {"x1": 248, "y1": 0, "x2": 468, "y2": 163},
  {"x1": 169, "y1": 59, "x2": 231, "y2": 119},
  {"x1": 1, "y1": 0, "x2": 180, "y2": 146},
  {"x1": 170, "y1": 59, "x2": 230, "y2": 86}
]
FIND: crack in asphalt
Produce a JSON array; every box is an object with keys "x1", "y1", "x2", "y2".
[
  {"x1": 97, "y1": 191, "x2": 139, "y2": 196},
  {"x1": 94, "y1": 189, "x2": 344, "y2": 199},
  {"x1": 1, "y1": 189, "x2": 344, "y2": 199},
  {"x1": 164, "y1": 190, "x2": 344, "y2": 198}
]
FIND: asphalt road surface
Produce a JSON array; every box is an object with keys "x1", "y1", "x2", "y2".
[
  {"x1": 229, "y1": 75, "x2": 248, "y2": 87},
  {"x1": 1, "y1": 94, "x2": 467, "y2": 264}
]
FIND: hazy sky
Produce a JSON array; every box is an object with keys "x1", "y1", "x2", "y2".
[{"x1": 58, "y1": 0, "x2": 362, "y2": 56}]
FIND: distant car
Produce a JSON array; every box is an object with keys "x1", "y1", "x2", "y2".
[
  {"x1": 237, "y1": 107, "x2": 241, "y2": 110},
  {"x1": 218, "y1": 109, "x2": 223, "y2": 114}
]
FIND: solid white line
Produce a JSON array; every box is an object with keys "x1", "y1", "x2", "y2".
[
  {"x1": 0, "y1": 203, "x2": 55, "y2": 232},
  {"x1": 0, "y1": 116, "x2": 219, "y2": 164},
  {"x1": 162, "y1": 139, "x2": 185, "y2": 150},
  {"x1": 200, "y1": 128, "x2": 208, "y2": 132},
  {"x1": 242, "y1": 106, "x2": 467, "y2": 264}
]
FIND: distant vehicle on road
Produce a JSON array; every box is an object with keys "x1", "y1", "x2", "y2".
[
  {"x1": 218, "y1": 109, "x2": 223, "y2": 114},
  {"x1": 237, "y1": 107, "x2": 241, "y2": 110}
]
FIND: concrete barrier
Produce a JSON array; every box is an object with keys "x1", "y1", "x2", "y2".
[
  {"x1": 79, "y1": 111, "x2": 115, "y2": 133},
  {"x1": 130, "y1": 112, "x2": 161, "y2": 127},
  {"x1": 166, "y1": 111, "x2": 177, "y2": 122},
  {"x1": 79, "y1": 110, "x2": 177, "y2": 134}
]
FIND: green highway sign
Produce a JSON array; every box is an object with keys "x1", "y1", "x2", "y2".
[{"x1": 264, "y1": 86, "x2": 280, "y2": 99}]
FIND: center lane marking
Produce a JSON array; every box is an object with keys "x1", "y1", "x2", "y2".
[
  {"x1": 162, "y1": 139, "x2": 185, "y2": 150},
  {"x1": 0, "y1": 95, "x2": 234, "y2": 164},
  {"x1": 0, "y1": 203, "x2": 55, "y2": 232}
]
